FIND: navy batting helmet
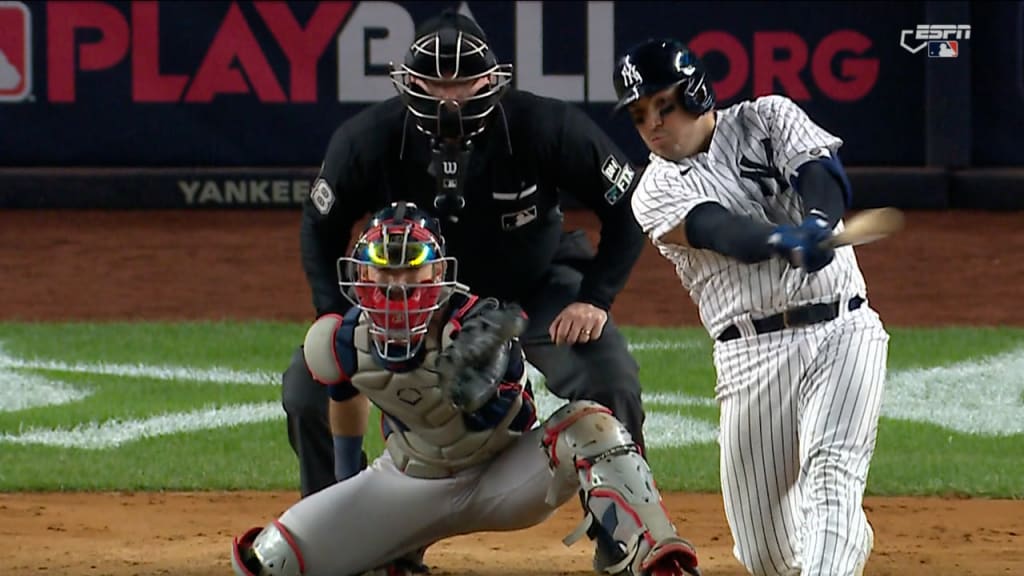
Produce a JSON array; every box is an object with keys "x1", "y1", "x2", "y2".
[{"x1": 613, "y1": 39, "x2": 715, "y2": 116}]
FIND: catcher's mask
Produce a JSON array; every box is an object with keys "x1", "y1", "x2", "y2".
[
  {"x1": 339, "y1": 202, "x2": 458, "y2": 362},
  {"x1": 389, "y1": 10, "x2": 512, "y2": 144}
]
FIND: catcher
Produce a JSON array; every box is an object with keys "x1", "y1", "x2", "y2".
[{"x1": 230, "y1": 202, "x2": 701, "y2": 576}]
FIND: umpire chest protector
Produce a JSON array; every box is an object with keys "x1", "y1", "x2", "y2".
[{"x1": 350, "y1": 310, "x2": 525, "y2": 479}]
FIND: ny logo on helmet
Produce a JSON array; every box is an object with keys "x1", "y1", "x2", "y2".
[{"x1": 620, "y1": 58, "x2": 643, "y2": 87}]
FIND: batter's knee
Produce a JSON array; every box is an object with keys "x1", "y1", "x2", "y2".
[
  {"x1": 733, "y1": 541, "x2": 800, "y2": 576},
  {"x1": 232, "y1": 520, "x2": 305, "y2": 576},
  {"x1": 281, "y1": 346, "x2": 326, "y2": 417}
]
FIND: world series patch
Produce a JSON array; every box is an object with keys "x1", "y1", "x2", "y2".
[
  {"x1": 602, "y1": 156, "x2": 621, "y2": 183},
  {"x1": 602, "y1": 158, "x2": 635, "y2": 205}
]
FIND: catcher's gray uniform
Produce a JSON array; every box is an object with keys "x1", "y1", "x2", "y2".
[{"x1": 231, "y1": 294, "x2": 700, "y2": 576}]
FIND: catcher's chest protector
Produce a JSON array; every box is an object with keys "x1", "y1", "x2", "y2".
[{"x1": 351, "y1": 314, "x2": 525, "y2": 478}]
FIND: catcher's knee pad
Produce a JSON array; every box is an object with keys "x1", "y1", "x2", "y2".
[
  {"x1": 231, "y1": 520, "x2": 305, "y2": 576},
  {"x1": 541, "y1": 401, "x2": 700, "y2": 576}
]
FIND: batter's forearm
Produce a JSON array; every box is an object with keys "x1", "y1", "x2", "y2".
[
  {"x1": 793, "y1": 160, "x2": 847, "y2": 227},
  {"x1": 685, "y1": 202, "x2": 777, "y2": 263},
  {"x1": 657, "y1": 223, "x2": 690, "y2": 247}
]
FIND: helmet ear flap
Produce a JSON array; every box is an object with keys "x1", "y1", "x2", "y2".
[
  {"x1": 674, "y1": 82, "x2": 689, "y2": 114},
  {"x1": 673, "y1": 77, "x2": 713, "y2": 116},
  {"x1": 681, "y1": 68, "x2": 715, "y2": 116}
]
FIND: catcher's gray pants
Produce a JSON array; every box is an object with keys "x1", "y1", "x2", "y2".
[
  {"x1": 281, "y1": 263, "x2": 645, "y2": 498},
  {"x1": 276, "y1": 427, "x2": 576, "y2": 576}
]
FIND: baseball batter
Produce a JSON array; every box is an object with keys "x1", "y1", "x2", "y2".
[
  {"x1": 230, "y1": 202, "x2": 701, "y2": 576},
  {"x1": 612, "y1": 40, "x2": 890, "y2": 576}
]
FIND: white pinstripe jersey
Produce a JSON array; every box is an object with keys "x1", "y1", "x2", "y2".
[{"x1": 631, "y1": 95, "x2": 867, "y2": 339}]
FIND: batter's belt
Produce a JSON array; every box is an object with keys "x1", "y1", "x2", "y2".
[{"x1": 717, "y1": 295, "x2": 865, "y2": 343}]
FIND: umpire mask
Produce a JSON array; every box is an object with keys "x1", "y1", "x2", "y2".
[
  {"x1": 390, "y1": 10, "x2": 512, "y2": 142},
  {"x1": 391, "y1": 11, "x2": 512, "y2": 221}
]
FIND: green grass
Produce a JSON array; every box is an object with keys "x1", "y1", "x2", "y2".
[
  {"x1": 0, "y1": 321, "x2": 304, "y2": 368},
  {"x1": 1, "y1": 323, "x2": 1023, "y2": 497},
  {"x1": 883, "y1": 326, "x2": 1024, "y2": 368},
  {"x1": 869, "y1": 420, "x2": 1024, "y2": 497}
]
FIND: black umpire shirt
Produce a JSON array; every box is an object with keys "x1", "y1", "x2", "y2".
[{"x1": 301, "y1": 89, "x2": 645, "y2": 318}]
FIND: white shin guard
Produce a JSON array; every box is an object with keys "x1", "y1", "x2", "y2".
[{"x1": 541, "y1": 401, "x2": 700, "y2": 576}]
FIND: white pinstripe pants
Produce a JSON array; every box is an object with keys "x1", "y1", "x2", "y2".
[{"x1": 712, "y1": 304, "x2": 889, "y2": 576}]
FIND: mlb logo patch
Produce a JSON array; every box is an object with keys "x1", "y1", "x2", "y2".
[
  {"x1": 501, "y1": 205, "x2": 538, "y2": 230},
  {"x1": 928, "y1": 41, "x2": 958, "y2": 58},
  {"x1": 0, "y1": 1, "x2": 30, "y2": 101}
]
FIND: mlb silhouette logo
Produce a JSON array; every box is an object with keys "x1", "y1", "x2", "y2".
[
  {"x1": 0, "y1": 1, "x2": 31, "y2": 101},
  {"x1": 928, "y1": 41, "x2": 959, "y2": 58}
]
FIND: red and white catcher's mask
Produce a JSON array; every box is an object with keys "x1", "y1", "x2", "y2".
[{"x1": 339, "y1": 203, "x2": 458, "y2": 362}]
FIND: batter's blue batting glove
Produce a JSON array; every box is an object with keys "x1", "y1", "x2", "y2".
[{"x1": 767, "y1": 214, "x2": 835, "y2": 273}]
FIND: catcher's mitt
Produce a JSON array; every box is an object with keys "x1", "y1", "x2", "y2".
[{"x1": 436, "y1": 302, "x2": 527, "y2": 413}]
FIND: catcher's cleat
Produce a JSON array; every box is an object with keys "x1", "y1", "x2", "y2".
[
  {"x1": 231, "y1": 527, "x2": 265, "y2": 575},
  {"x1": 357, "y1": 546, "x2": 430, "y2": 576},
  {"x1": 393, "y1": 546, "x2": 430, "y2": 574},
  {"x1": 231, "y1": 522, "x2": 304, "y2": 576},
  {"x1": 641, "y1": 538, "x2": 701, "y2": 576},
  {"x1": 357, "y1": 562, "x2": 422, "y2": 576}
]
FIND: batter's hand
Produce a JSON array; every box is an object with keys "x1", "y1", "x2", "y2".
[
  {"x1": 768, "y1": 216, "x2": 835, "y2": 273},
  {"x1": 549, "y1": 302, "x2": 608, "y2": 346}
]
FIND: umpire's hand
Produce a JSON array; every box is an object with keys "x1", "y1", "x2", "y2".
[{"x1": 550, "y1": 302, "x2": 608, "y2": 346}]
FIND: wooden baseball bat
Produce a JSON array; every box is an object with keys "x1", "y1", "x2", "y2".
[{"x1": 823, "y1": 207, "x2": 905, "y2": 248}]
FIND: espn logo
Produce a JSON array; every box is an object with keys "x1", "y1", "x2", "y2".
[
  {"x1": 0, "y1": 1, "x2": 30, "y2": 101},
  {"x1": 928, "y1": 41, "x2": 959, "y2": 58},
  {"x1": 900, "y1": 24, "x2": 970, "y2": 56}
]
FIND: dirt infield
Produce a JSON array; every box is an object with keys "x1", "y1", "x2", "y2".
[
  {"x1": 4, "y1": 491, "x2": 1023, "y2": 576},
  {"x1": 2, "y1": 210, "x2": 1023, "y2": 575}
]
